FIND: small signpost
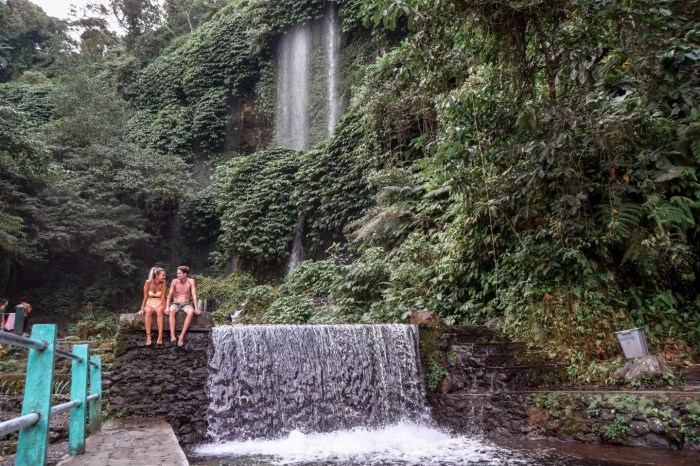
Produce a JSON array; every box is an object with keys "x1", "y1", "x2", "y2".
[{"x1": 615, "y1": 328, "x2": 649, "y2": 360}]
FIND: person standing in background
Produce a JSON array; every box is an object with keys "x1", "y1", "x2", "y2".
[{"x1": 0, "y1": 298, "x2": 9, "y2": 331}]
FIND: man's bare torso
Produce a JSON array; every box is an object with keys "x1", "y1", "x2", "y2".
[{"x1": 172, "y1": 278, "x2": 194, "y2": 303}]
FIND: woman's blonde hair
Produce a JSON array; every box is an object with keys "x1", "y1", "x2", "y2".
[{"x1": 148, "y1": 267, "x2": 166, "y2": 283}]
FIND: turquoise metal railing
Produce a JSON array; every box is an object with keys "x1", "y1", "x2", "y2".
[
  {"x1": 0, "y1": 305, "x2": 26, "y2": 335},
  {"x1": 0, "y1": 324, "x2": 102, "y2": 465}
]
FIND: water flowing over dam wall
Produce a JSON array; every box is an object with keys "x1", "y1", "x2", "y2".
[
  {"x1": 206, "y1": 324, "x2": 427, "y2": 441},
  {"x1": 106, "y1": 320, "x2": 700, "y2": 450}
]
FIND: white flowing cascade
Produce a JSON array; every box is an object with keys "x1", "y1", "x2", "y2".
[
  {"x1": 274, "y1": 24, "x2": 311, "y2": 151},
  {"x1": 205, "y1": 324, "x2": 427, "y2": 442},
  {"x1": 276, "y1": 5, "x2": 344, "y2": 273},
  {"x1": 325, "y1": 2, "x2": 341, "y2": 136}
]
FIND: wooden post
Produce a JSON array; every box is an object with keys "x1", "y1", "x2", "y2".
[
  {"x1": 88, "y1": 355, "x2": 102, "y2": 433},
  {"x1": 16, "y1": 324, "x2": 56, "y2": 466},
  {"x1": 69, "y1": 344, "x2": 89, "y2": 455}
]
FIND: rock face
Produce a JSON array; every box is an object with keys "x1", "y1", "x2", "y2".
[
  {"x1": 425, "y1": 326, "x2": 700, "y2": 451},
  {"x1": 106, "y1": 314, "x2": 212, "y2": 445}
]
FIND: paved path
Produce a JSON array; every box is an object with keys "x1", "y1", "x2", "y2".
[{"x1": 56, "y1": 417, "x2": 188, "y2": 466}]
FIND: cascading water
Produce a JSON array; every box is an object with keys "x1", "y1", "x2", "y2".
[
  {"x1": 195, "y1": 325, "x2": 646, "y2": 465},
  {"x1": 286, "y1": 217, "x2": 305, "y2": 274},
  {"x1": 274, "y1": 5, "x2": 343, "y2": 150},
  {"x1": 205, "y1": 324, "x2": 427, "y2": 442},
  {"x1": 274, "y1": 24, "x2": 311, "y2": 151},
  {"x1": 325, "y1": 2, "x2": 341, "y2": 136},
  {"x1": 275, "y1": 5, "x2": 344, "y2": 273}
]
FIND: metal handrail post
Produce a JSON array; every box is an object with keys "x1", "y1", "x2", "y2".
[
  {"x1": 88, "y1": 355, "x2": 102, "y2": 433},
  {"x1": 69, "y1": 344, "x2": 89, "y2": 455},
  {"x1": 16, "y1": 324, "x2": 56, "y2": 466},
  {"x1": 14, "y1": 306, "x2": 24, "y2": 336}
]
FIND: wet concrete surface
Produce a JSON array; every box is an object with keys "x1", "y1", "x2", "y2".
[{"x1": 55, "y1": 417, "x2": 188, "y2": 466}]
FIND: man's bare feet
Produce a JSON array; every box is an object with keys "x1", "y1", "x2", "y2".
[
  {"x1": 146, "y1": 334, "x2": 152, "y2": 346},
  {"x1": 178, "y1": 337, "x2": 184, "y2": 347},
  {"x1": 170, "y1": 337, "x2": 176, "y2": 343},
  {"x1": 156, "y1": 337, "x2": 163, "y2": 344}
]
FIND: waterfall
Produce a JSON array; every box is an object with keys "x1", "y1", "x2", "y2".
[
  {"x1": 274, "y1": 24, "x2": 311, "y2": 151},
  {"x1": 286, "y1": 217, "x2": 305, "y2": 274},
  {"x1": 325, "y1": 2, "x2": 341, "y2": 136},
  {"x1": 205, "y1": 324, "x2": 427, "y2": 442},
  {"x1": 275, "y1": 6, "x2": 345, "y2": 273}
]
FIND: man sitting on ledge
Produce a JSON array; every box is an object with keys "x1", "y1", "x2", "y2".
[{"x1": 165, "y1": 265, "x2": 201, "y2": 347}]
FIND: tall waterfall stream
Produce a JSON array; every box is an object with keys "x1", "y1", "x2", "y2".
[{"x1": 275, "y1": 4, "x2": 343, "y2": 273}]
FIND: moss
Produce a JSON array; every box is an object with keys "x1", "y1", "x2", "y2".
[{"x1": 559, "y1": 417, "x2": 585, "y2": 436}]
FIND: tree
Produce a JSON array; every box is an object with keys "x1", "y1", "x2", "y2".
[
  {"x1": 108, "y1": 0, "x2": 162, "y2": 49},
  {"x1": 163, "y1": 0, "x2": 226, "y2": 34},
  {"x1": 0, "y1": 0, "x2": 67, "y2": 82}
]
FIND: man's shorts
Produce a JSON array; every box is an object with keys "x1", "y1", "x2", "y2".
[{"x1": 167, "y1": 302, "x2": 193, "y2": 313}]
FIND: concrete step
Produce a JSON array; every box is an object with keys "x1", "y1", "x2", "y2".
[
  {"x1": 682, "y1": 365, "x2": 700, "y2": 382},
  {"x1": 442, "y1": 325, "x2": 499, "y2": 344},
  {"x1": 55, "y1": 417, "x2": 188, "y2": 466}
]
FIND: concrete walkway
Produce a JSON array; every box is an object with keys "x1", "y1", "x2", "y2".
[{"x1": 56, "y1": 417, "x2": 188, "y2": 466}]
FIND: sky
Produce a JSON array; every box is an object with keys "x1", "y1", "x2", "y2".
[
  {"x1": 29, "y1": 1, "x2": 125, "y2": 35},
  {"x1": 29, "y1": 1, "x2": 94, "y2": 20}
]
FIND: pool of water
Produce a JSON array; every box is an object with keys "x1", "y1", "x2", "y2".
[{"x1": 188, "y1": 421, "x2": 677, "y2": 466}]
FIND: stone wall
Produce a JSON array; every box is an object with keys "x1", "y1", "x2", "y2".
[
  {"x1": 424, "y1": 326, "x2": 700, "y2": 450},
  {"x1": 106, "y1": 313, "x2": 212, "y2": 445}
]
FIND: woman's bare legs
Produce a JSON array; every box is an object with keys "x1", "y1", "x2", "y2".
[
  {"x1": 155, "y1": 304, "x2": 165, "y2": 344},
  {"x1": 144, "y1": 305, "x2": 155, "y2": 345}
]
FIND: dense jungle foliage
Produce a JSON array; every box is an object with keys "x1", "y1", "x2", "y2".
[{"x1": 1, "y1": 0, "x2": 698, "y2": 380}]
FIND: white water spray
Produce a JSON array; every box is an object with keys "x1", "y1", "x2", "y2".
[
  {"x1": 326, "y1": 2, "x2": 341, "y2": 136},
  {"x1": 275, "y1": 25, "x2": 311, "y2": 151}
]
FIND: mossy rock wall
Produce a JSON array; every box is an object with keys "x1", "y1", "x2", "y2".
[{"x1": 107, "y1": 323, "x2": 210, "y2": 445}]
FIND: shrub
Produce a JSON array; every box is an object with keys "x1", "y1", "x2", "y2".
[
  {"x1": 264, "y1": 296, "x2": 315, "y2": 324},
  {"x1": 280, "y1": 259, "x2": 342, "y2": 297}
]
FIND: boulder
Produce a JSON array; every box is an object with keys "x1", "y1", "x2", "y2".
[
  {"x1": 625, "y1": 355, "x2": 674, "y2": 381},
  {"x1": 485, "y1": 317, "x2": 502, "y2": 330},
  {"x1": 410, "y1": 310, "x2": 438, "y2": 326},
  {"x1": 613, "y1": 355, "x2": 673, "y2": 382}
]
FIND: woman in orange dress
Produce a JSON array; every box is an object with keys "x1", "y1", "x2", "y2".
[{"x1": 139, "y1": 267, "x2": 167, "y2": 345}]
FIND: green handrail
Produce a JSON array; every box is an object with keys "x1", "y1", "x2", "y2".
[
  {"x1": 0, "y1": 306, "x2": 25, "y2": 335},
  {"x1": 0, "y1": 324, "x2": 102, "y2": 465}
]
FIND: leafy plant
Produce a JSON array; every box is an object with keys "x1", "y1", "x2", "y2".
[
  {"x1": 264, "y1": 296, "x2": 315, "y2": 324},
  {"x1": 426, "y1": 356, "x2": 448, "y2": 391}
]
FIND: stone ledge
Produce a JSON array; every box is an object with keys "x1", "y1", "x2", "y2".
[{"x1": 119, "y1": 311, "x2": 213, "y2": 331}]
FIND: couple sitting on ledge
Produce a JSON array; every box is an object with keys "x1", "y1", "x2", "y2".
[{"x1": 139, "y1": 265, "x2": 201, "y2": 347}]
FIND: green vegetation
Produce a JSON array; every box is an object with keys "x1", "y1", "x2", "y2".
[
  {"x1": 529, "y1": 393, "x2": 700, "y2": 446},
  {"x1": 0, "y1": 0, "x2": 698, "y2": 380},
  {"x1": 426, "y1": 356, "x2": 448, "y2": 391}
]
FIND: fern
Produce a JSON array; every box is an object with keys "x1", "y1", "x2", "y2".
[
  {"x1": 645, "y1": 196, "x2": 695, "y2": 234},
  {"x1": 597, "y1": 202, "x2": 644, "y2": 239}
]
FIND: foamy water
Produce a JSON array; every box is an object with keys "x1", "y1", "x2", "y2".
[{"x1": 195, "y1": 421, "x2": 532, "y2": 465}]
